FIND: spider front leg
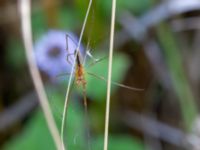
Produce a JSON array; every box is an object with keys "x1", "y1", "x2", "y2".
[
  {"x1": 66, "y1": 52, "x2": 76, "y2": 65},
  {"x1": 66, "y1": 33, "x2": 76, "y2": 65}
]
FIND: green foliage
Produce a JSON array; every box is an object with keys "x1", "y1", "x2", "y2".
[
  {"x1": 32, "y1": 6, "x2": 80, "y2": 39},
  {"x1": 117, "y1": 0, "x2": 152, "y2": 13},
  {"x1": 58, "y1": 8, "x2": 80, "y2": 31},
  {"x1": 4, "y1": 110, "x2": 56, "y2": 150},
  {"x1": 3, "y1": 88, "x2": 85, "y2": 150},
  {"x1": 92, "y1": 135, "x2": 144, "y2": 150},
  {"x1": 32, "y1": 9, "x2": 47, "y2": 38},
  {"x1": 4, "y1": 86, "x2": 144, "y2": 150},
  {"x1": 97, "y1": 0, "x2": 152, "y2": 17}
]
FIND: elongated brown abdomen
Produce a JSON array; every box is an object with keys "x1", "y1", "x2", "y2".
[{"x1": 75, "y1": 64, "x2": 86, "y2": 87}]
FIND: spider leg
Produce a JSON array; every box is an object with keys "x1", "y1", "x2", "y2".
[
  {"x1": 86, "y1": 52, "x2": 108, "y2": 67},
  {"x1": 66, "y1": 34, "x2": 78, "y2": 65},
  {"x1": 66, "y1": 53, "x2": 76, "y2": 65}
]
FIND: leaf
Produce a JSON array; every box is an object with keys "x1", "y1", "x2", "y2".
[
  {"x1": 4, "y1": 110, "x2": 55, "y2": 150},
  {"x1": 4, "y1": 88, "x2": 86, "y2": 150},
  {"x1": 97, "y1": 0, "x2": 153, "y2": 17},
  {"x1": 58, "y1": 8, "x2": 80, "y2": 30},
  {"x1": 32, "y1": 9, "x2": 47, "y2": 38},
  {"x1": 82, "y1": 52, "x2": 131, "y2": 101},
  {"x1": 92, "y1": 135, "x2": 144, "y2": 150}
]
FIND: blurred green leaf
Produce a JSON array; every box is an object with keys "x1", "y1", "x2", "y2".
[
  {"x1": 4, "y1": 110, "x2": 56, "y2": 150},
  {"x1": 117, "y1": 0, "x2": 152, "y2": 13},
  {"x1": 4, "y1": 88, "x2": 86, "y2": 150},
  {"x1": 97, "y1": 0, "x2": 152, "y2": 17},
  {"x1": 58, "y1": 8, "x2": 80, "y2": 31},
  {"x1": 32, "y1": 9, "x2": 47, "y2": 38},
  {"x1": 92, "y1": 135, "x2": 144, "y2": 150},
  {"x1": 78, "y1": 52, "x2": 131, "y2": 101}
]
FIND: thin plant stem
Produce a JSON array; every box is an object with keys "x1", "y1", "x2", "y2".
[
  {"x1": 103, "y1": 0, "x2": 116, "y2": 150},
  {"x1": 82, "y1": 85, "x2": 91, "y2": 150},
  {"x1": 60, "y1": 0, "x2": 93, "y2": 149},
  {"x1": 18, "y1": 0, "x2": 62, "y2": 149}
]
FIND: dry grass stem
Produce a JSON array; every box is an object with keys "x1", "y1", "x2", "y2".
[
  {"x1": 19, "y1": 0, "x2": 62, "y2": 149},
  {"x1": 103, "y1": 0, "x2": 116, "y2": 150}
]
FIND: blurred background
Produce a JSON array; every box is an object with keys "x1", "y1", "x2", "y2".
[{"x1": 1, "y1": 0, "x2": 200, "y2": 149}]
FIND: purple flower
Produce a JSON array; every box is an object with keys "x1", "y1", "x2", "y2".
[{"x1": 34, "y1": 30, "x2": 84, "y2": 80}]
